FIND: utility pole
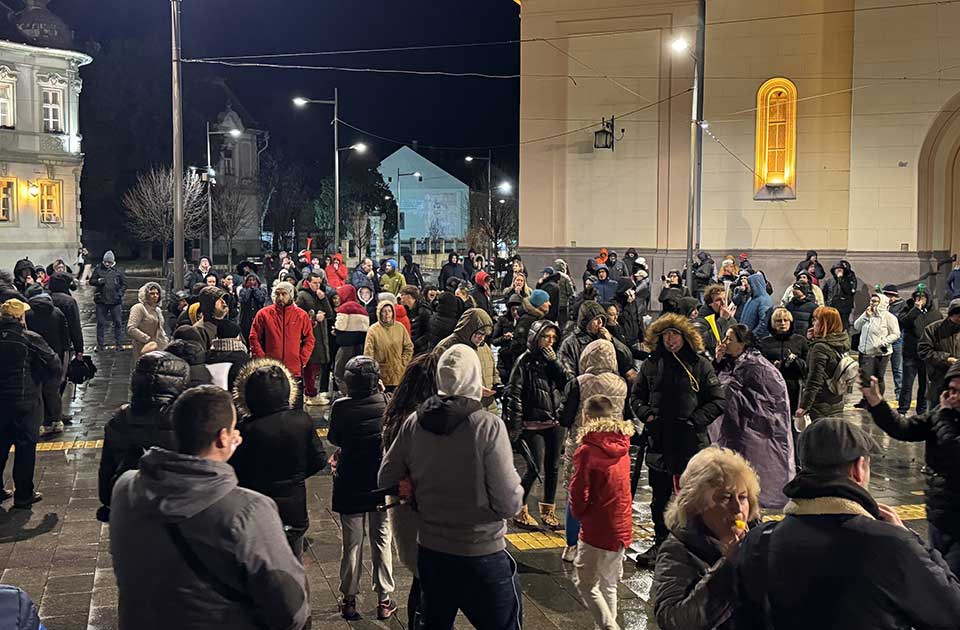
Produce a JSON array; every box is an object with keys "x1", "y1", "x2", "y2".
[
  {"x1": 206, "y1": 121, "x2": 214, "y2": 260},
  {"x1": 486, "y1": 148, "x2": 492, "y2": 260},
  {"x1": 171, "y1": 0, "x2": 184, "y2": 291},
  {"x1": 333, "y1": 88, "x2": 340, "y2": 252},
  {"x1": 685, "y1": 0, "x2": 706, "y2": 292}
]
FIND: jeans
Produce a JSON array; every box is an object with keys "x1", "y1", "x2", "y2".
[
  {"x1": 339, "y1": 511, "x2": 394, "y2": 599},
  {"x1": 649, "y1": 467, "x2": 674, "y2": 542},
  {"x1": 566, "y1": 501, "x2": 580, "y2": 547},
  {"x1": 859, "y1": 354, "x2": 891, "y2": 397},
  {"x1": 519, "y1": 426, "x2": 563, "y2": 504},
  {"x1": 891, "y1": 337, "x2": 904, "y2": 398},
  {"x1": 574, "y1": 541, "x2": 624, "y2": 630},
  {"x1": 95, "y1": 303, "x2": 123, "y2": 348},
  {"x1": 929, "y1": 522, "x2": 960, "y2": 577},
  {"x1": 417, "y1": 546, "x2": 522, "y2": 630},
  {"x1": 898, "y1": 356, "x2": 928, "y2": 413}
]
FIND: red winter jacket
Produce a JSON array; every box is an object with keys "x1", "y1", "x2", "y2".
[
  {"x1": 326, "y1": 254, "x2": 348, "y2": 290},
  {"x1": 249, "y1": 302, "x2": 315, "y2": 377},
  {"x1": 395, "y1": 304, "x2": 412, "y2": 336},
  {"x1": 569, "y1": 419, "x2": 634, "y2": 551}
]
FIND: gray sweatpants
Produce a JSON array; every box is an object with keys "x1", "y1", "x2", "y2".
[{"x1": 339, "y1": 511, "x2": 395, "y2": 600}]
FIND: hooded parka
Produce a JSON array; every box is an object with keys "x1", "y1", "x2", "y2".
[
  {"x1": 504, "y1": 319, "x2": 567, "y2": 438},
  {"x1": 364, "y1": 302, "x2": 414, "y2": 386},
  {"x1": 127, "y1": 282, "x2": 168, "y2": 358}
]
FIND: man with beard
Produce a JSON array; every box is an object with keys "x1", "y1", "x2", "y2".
[
  {"x1": 249, "y1": 282, "x2": 315, "y2": 407},
  {"x1": 918, "y1": 298, "x2": 960, "y2": 410},
  {"x1": 559, "y1": 301, "x2": 635, "y2": 380}
]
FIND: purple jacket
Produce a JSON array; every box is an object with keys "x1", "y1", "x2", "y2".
[{"x1": 712, "y1": 349, "x2": 795, "y2": 509}]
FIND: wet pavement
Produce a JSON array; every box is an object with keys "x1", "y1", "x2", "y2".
[{"x1": 0, "y1": 280, "x2": 930, "y2": 630}]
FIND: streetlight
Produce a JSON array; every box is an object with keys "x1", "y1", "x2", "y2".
[
  {"x1": 671, "y1": 0, "x2": 705, "y2": 293},
  {"x1": 389, "y1": 170, "x2": 422, "y2": 255},
  {"x1": 205, "y1": 122, "x2": 242, "y2": 261},
  {"x1": 351, "y1": 143, "x2": 368, "y2": 154},
  {"x1": 465, "y1": 149, "x2": 493, "y2": 257},
  {"x1": 497, "y1": 181, "x2": 513, "y2": 194},
  {"x1": 292, "y1": 90, "x2": 343, "y2": 249}
]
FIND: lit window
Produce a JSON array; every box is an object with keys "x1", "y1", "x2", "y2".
[
  {"x1": 38, "y1": 181, "x2": 61, "y2": 224},
  {"x1": 222, "y1": 146, "x2": 234, "y2": 175},
  {"x1": 42, "y1": 88, "x2": 63, "y2": 133},
  {"x1": 0, "y1": 83, "x2": 15, "y2": 128},
  {"x1": 0, "y1": 179, "x2": 14, "y2": 221},
  {"x1": 754, "y1": 78, "x2": 797, "y2": 200}
]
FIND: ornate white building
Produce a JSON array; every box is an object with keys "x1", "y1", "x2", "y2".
[{"x1": 0, "y1": 0, "x2": 91, "y2": 269}]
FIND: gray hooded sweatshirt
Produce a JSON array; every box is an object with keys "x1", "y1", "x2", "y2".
[
  {"x1": 379, "y1": 344, "x2": 523, "y2": 557},
  {"x1": 109, "y1": 447, "x2": 309, "y2": 630}
]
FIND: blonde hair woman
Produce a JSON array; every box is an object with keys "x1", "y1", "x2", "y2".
[{"x1": 653, "y1": 447, "x2": 761, "y2": 630}]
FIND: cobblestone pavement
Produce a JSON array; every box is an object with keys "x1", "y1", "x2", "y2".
[{"x1": 0, "y1": 281, "x2": 930, "y2": 630}]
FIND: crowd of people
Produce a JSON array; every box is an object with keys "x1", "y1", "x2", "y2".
[{"x1": 1, "y1": 243, "x2": 960, "y2": 630}]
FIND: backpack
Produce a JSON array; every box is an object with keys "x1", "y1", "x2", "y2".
[
  {"x1": 826, "y1": 347, "x2": 859, "y2": 395},
  {"x1": 0, "y1": 584, "x2": 42, "y2": 630}
]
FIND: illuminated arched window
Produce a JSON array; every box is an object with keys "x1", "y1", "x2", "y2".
[{"x1": 755, "y1": 78, "x2": 797, "y2": 200}]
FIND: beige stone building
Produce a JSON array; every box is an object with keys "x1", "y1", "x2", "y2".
[{"x1": 519, "y1": 0, "x2": 960, "y2": 299}]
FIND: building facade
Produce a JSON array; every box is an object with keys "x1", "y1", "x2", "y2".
[
  {"x1": 212, "y1": 104, "x2": 266, "y2": 257},
  {"x1": 0, "y1": 1, "x2": 91, "y2": 270},
  {"x1": 519, "y1": 0, "x2": 960, "y2": 298}
]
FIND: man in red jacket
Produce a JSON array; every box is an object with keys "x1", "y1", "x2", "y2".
[
  {"x1": 249, "y1": 281, "x2": 314, "y2": 406},
  {"x1": 569, "y1": 394, "x2": 634, "y2": 630}
]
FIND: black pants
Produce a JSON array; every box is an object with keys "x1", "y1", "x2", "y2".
[
  {"x1": 519, "y1": 426, "x2": 563, "y2": 504},
  {"x1": 408, "y1": 576, "x2": 422, "y2": 630},
  {"x1": 899, "y1": 356, "x2": 927, "y2": 413},
  {"x1": 860, "y1": 354, "x2": 891, "y2": 397},
  {"x1": 41, "y1": 376, "x2": 62, "y2": 427},
  {"x1": 649, "y1": 467, "x2": 674, "y2": 542},
  {"x1": 0, "y1": 404, "x2": 40, "y2": 501}
]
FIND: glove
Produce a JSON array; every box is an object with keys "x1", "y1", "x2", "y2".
[
  {"x1": 542, "y1": 346, "x2": 557, "y2": 362},
  {"x1": 879, "y1": 345, "x2": 889, "y2": 354}
]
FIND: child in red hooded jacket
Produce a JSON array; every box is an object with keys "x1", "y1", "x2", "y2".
[{"x1": 569, "y1": 395, "x2": 634, "y2": 630}]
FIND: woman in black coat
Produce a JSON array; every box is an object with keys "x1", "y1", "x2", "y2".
[
  {"x1": 759, "y1": 307, "x2": 809, "y2": 416},
  {"x1": 231, "y1": 357, "x2": 327, "y2": 558}
]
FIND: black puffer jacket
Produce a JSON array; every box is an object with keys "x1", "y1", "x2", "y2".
[
  {"x1": 823, "y1": 261, "x2": 857, "y2": 315},
  {"x1": 328, "y1": 356, "x2": 389, "y2": 514},
  {"x1": 164, "y1": 339, "x2": 212, "y2": 388},
  {"x1": 759, "y1": 324, "x2": 808, "y2": 414},
  {"x1": 918, "y1": 317, "x2": 960, "y2": 407},
  {"x1": 48, "y1": 272, "x2": 84, "y2": 353},
  {"x1": 509, "y1": 296, "x2": 545, "y2": 360},
  {"x1": 504, "y1": 319, "x2": 567, "y2": 439},
  {"x1": 231, "y1": 358, "x2": 327, "y2": 530},
  {"x1": 631, "y1": 314, "x2": 725, "y2": 474},
  {"x1": 0, "y1": 318, "x2": 61, "y2": 415},
  {"x1": 429, "y1": 292, "x2": 461, "y2": 347},
  {"x1": 868, "y1": 363, "x2": 960, "y2": 537},
  {"x1": 613, "y1": 277, "x2": 643, "y2": 348},
  {"x1": 26, "y1": 293, "x2": 70, "y2": 356},
  {"x1": 898, "y1": 298, "x2": 940, "y2": 359},
  {"x1": 97, "y1": 351, "x2": 190, "y2": 507},
  {"x1": 406, "y1": 300, "x2": 432, "y2": 356},
  {"x1": 785, "y1": 293, "x2": 817, "y2": 338},
  {"x1": 492, "y1": 294, "x2": 522, "y2": 383},
  {"x1": 558, "y1": 300, "x2": 634, "y2": 378}
]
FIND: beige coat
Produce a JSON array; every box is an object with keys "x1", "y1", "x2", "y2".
[
  {"x1": 364, "y1": 302, "x2": 413, "y2": 386},
  {"x1": 127, "y1": 282, "x2": 168, "y2": 360}
]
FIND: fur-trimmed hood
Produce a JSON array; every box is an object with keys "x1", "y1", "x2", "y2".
[
  {"x1": 232, "y1": 357, "x2": 298, "y2": 419},
  {"x1": 644, "y1": 312, "x2": 705, "y2": 354},
  {"x1": 577, "y1": 417, "x2": 635, "y2": 444}
]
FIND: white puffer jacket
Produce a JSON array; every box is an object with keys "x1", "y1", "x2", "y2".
[{"x1": 853, "y1": 294, "x2": 901, "y2": 357}]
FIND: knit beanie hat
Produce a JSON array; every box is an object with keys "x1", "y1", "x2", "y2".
[
  {"x1": 530, "y1": 289, "x2": 550, "y2": 309},
  {"x1": 102, "y1": 250, "x2": 115, "y2": 264},
  {"x1": 198, "y1": 286, "x2": 226, "y2": 320}
]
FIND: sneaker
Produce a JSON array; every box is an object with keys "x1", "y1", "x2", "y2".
[
  {"x1": 377, "y1": 598, "x2": 398, "y2": 620},
  {"x1": 12, "y1": 492, "x2": 43, "y2": 510},
  {"x1": 635, "y1": 539, "x2": 663, "y2": 569},
  {"x1": 304, "y1": 395, "x2": 323, "y2": 406},
  {"x1": 339, "y1": 597, "x2": 360, "y2": 621},
  {"x1": 50, "y1": 421, "x2": 65, "y2": 435},
  {"x1": 561, "y1": 545, "x2": 577, "y2": 563},
  {"x1": 317, "y1": 392, "x2": 331, "y2": 405}
]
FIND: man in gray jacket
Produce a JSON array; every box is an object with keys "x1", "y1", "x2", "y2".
[
  {"x1": 110, "y1": 385, "x2": 310, "y2": 630},
  {"x1": 379, "y1": 343, "x2": 524, "y2": 630}
]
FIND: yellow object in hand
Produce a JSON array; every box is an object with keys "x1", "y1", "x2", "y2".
[{"x1": 735, "y1": 520, "x2": 747, "y2": 531}]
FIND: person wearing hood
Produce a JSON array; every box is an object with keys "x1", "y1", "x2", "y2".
[
  {"x1": 509, "y1": 289, "x2": 551, "y2": 361},
  {"x1": 231, "y1": 358, "x2": 327, "y2": 558},
  {"x1": 324, "y1": 253, "x2": 348, "y2": 290},
  {"x1": 428, "y1": 291, "x2": 462, "y2": 347},
  {"x1": 357, "y1": 284, "x2": 378, "y2": 322},
  {"x1": 379, "y1": 345, "x2": 524, "y2": 630},
  {"x1": 604, "y1": 250, "x2": 629, "y2": 280},
  {"x1": 238, "y1": 272, "x2": 268, "y2": 340},
  {"x1": 505, "y1": 319, "x2": 568, "y2": 531},
  {"x1": 378, "y1": 292, "x2": 411, "y2": 335},
  {"x1": 48, "y1": 271, "x2": 84, "y2": 416},
  {"x1": 613, "y1": 276, "x2": 643, "y2": 352},
  {"x1": 659, "y1": 269, "x2": 691, "y2": 313},
  {"x1": 623, "y1": 248, "x2": 640, "y2": 275},
  {"x1": 559, "y1": 301, "x2": 635, "y2": 380},
  {"x1": 631, "y1": 313, "x2": 726, "y2": 567},
  {"x1": 437, "y1": 252, "x2": 470, "y2": 292},
  {"x1": 435, "y1": 307, "x2": 500, "y2": 410},
  {"x1": 13, "y1": 258, "x2": 41, "y2": 298},
  {"x1": 593, "y1": 265, "x2": 617, "y2": 305},
  {"x1": 795, "y1": 306, "x2": 851, "y2": 421},
  {"x1": 853, "y1": 293, "x2": 901, "y2": 407},
  {"x1": 897, "y1": 288, "x2": 940, "y2": 415},
  {"x1": 381, "y1": 258, "x2": 406, "y2": 296},
  {"x1": 364, "y1": 301, "x2": 414, "y2": 389},
  {"x1": 400, "y1": 286, "x2": 431, "y2": 356},
  {"x1": 653, "y1": 447, "x2": 758, "y2": 630},
  {"x1": 784, "y1": 282, "x2": 817, "y2": 338},
  {"x1": 737, "y1": 418, "x2": 960, "y2": 630},
  {"x1": 166, "y1": 289, "x2": 189, "y2": 337},
  {"x1": 193, "y1": 285, "x2": 230, "y2": 345},
  {"x1": 464, "y1": 249, "x2": 478, "y2": 279},
  {"x1": 582, "y1": 258, "x2": 600, "y2": 289},
  {"x1": 167, "y1": 327, "x2": 213, "y2": 388},
  {"x1": 550, "y1": 259, "x2": 576, "y2": 328},
  {"x1": 97, "y1": 351, "x2": 190, "y2": 520},
  {"x1": 109, "y1": 386, "x2": 310, "y2": 630},
  {"x1": 823, "y1": 260, "x2": 857, "y2": 329},
  {"x1": 471, "y1": 270, "x2": 494, "y2": 318},
  {"x1": 333, "y1": 284, "x2": 371, "y2": 395},
  {"x1": 558, "y1": 339, "x2": 629, "y2": 562},
  {"x1": 90, "y1": 250, "x2": 127, "y2": 351},
  {"x1": 569, "y1": 395, "x2": 635, "y2": 630},
  {"x1": 759, "y1": 308, "x2": 809, "y2": 418},
  {"x1": 184, "y1": 255, "x2": 214, "y2": 288},
  {"x1": 492, "y1": 293, "x2": 523, "y2": 384},
  {"x1": 24, "y1": 291, "x2": 70, "y2": 436},
  {"x1": 0, "y1": 298, "x2": 61, "y2": 509},
  {"x1": 794, "y1": 250, "x2": 825, "y2": 281},
  {"x1": 739, "y1": 272, "x2": 774, "y2": 338},
  {"x1": 295, "y1": 272, "x2": 335, "y2": 406},
  {"x1": 249, "y1": 281, "x2": 315, "y2": 396},
  {"x1": 401, "y1": 252, "x2": 424, "y2": 289},
  {"x1": 127, "y1": 282, "x2": 168, "y2": 362},
  {"x1": 919, "y1": 298, "x2": 960, "y2": 410},
  {"x1": 881, "y1": 284, "x2": 908, "y2": 401},
  {"x1": 780, "y1": 271, "x2": 824, "y2": 307},
  {"x1": 328, "y1": 356, "x2": 397, "y2": 620},
  {"x1": 713, "y1": 325, "x2": 795, "y2": 509},
  {"x1": 864, "y1": 362, "x2": 960, "y2": 574},
  {"x1": 691, "y1": 251, "x2": 716, "y2": 296}
]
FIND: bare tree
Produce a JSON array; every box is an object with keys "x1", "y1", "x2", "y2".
[
  {"x1": 348, "y1": 208, "x2": 370, "y2": 263},
  {"x1": 123, "y1": 167, "x2": 206, "y2": 273},
  {"x1": 212, "y1": 185, "x2": 257, "y2": 269},
  {"x1": 470, "y1": 189, "x2": 518, "y2": 257}
]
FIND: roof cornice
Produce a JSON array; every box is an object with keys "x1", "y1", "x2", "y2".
[{"x1": 0, "y1": 38, "x2": 91, "y2": 65}]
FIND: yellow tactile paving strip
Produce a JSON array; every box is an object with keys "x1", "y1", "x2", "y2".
[
  {"x1": 506, "y1": 531, "x2": 568, "y2": 550},
  {"x1": 31, "y1": 440, "x2": 104, "y2": 452}
]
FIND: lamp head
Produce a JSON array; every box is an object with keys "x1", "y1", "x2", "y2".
[
  {"x1": 465, "y1": 156, "x2": 474, "y2": 162},
  {"x1": 228, "y1": 129, "x2": 242, "y2": 138},
  {"x1": 292, "y1": 97, "x2": 308, "y2": 107},
  {"x1": 352, "y1": 143, "x2": 368, "y2": 154},
  {"x1": 498, "y1": 181, "x2": 513, "y2": 194},
  {"x1": 671, "y1": 38, "x2": 690, "y2": 54}
]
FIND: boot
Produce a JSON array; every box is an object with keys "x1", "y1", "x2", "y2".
[
  {"x1": 538, "y1": 502, "x2": 562, "y2": 531},
  {"x1": 513, "y1": 505, "x2": 540, "y2": 530},
  {"x1": 634, "y1": 538, "x2": 664, "y2": 569}
]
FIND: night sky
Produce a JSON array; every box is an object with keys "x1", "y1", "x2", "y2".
[{"x1": 57, "y1": 0, "x2": 521, "y2": 199}]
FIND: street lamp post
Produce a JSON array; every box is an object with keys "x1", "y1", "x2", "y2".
[
  {"x1": 205, "y1": 124, "x2": 242, "y2": 261},
  {"x1": 293, "y1": 91, "x2": 343, "y2": 250},
  {"x1": 465, "y1": 149, "x2": 493, "y2": 257},
  {"x1": 674, "y1": 0, "x2": 706, "y2": 293},
  {"x1": 170, "y1": 0, "x2": 184, "y2": 291},
  {"x1": 393, "y1": 170, "x2": 422, "y2": 253}
]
